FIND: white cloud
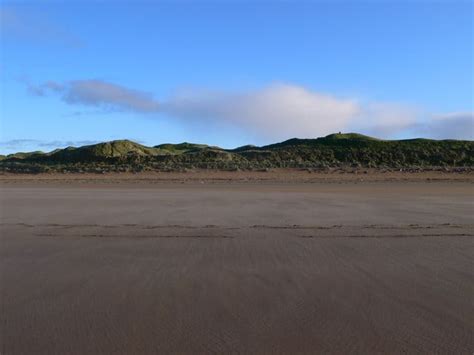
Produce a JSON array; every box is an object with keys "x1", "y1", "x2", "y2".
[
  {"x1": 162, "y1": 84, "x2": 360, "y2": 139},
  {"x1": 350, "y1": 102, "x2": 420, "y2": 137}
]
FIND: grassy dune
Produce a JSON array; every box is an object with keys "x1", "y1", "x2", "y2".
[{"x1": 1, "y1": 133, "x2": 472, "y2": 173}]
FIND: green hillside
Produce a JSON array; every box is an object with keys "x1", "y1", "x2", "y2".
[
  {"x1": 49, "y1": 140, "x2": 159, "y2": 161},
  {"x1": 154, "y1": 142, "x2": 211, "y2": 154},
  {"x1": 1, "y1": 133, "x2": 472, "y2": 173}
]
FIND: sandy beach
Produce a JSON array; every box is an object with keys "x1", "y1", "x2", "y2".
[{"x1": 1, "y1": 173, "x2": 473, "y2": 354}]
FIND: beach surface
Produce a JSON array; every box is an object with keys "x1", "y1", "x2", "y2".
[{"x1": 1, "y1": 172, "x2": 473, "y2": 354}]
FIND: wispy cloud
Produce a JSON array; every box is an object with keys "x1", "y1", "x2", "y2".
[
  {"x1": 0, "y1": 6, "x2": 83, "y2": 47},
  {"x1": 24, "y1": 79, "x2": 473, "y2": 140},
  {"x1": 0, "y1": 139, "x2": 40, "y2": 151},
  {"x1": 0, "y1": 139, "x2": 100, "y2": 153},
  {"x1": 38, "y1": 140, "x2": 100, "y2": 148},
  {"x1": 28, "y1": 80, "x2": 160, "y2": 113}
]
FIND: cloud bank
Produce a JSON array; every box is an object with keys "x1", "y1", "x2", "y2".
[
  {"x1": 162, "y1": 85, "x2": 360, "y2": 138},
  {"x1": 409, "y1": 112, "x2": 473, "y2": 140},
  {"x1": 27, "y1": 79, "x2": 473, "y2": 140}
]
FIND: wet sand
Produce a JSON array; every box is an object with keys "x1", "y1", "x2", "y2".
[{"x1": 1, "y1": 177, "x2": 473, "y2": 354}]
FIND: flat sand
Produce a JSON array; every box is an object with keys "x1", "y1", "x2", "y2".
[{"x1": 1, "y1": 173, "x2": 473, "y2": 354}]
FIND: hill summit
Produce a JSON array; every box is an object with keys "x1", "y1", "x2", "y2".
[{"x1": 324, "y1": 133, "x2": 379, "y2": 141}]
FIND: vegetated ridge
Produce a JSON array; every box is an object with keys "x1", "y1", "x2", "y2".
[{"x1": 1, "y1": 133, "x2": 472, "y2": 173}]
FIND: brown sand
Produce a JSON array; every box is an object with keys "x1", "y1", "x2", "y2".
[
  {"x1": 1, "y1": 168, "x2": 473, "y2": 185},
  {"x1": 0, "y1": 175, "x2": 473, "y2": 354}
]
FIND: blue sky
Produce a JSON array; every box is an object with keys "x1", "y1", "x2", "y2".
[{"x1": 1, "y1": 0, "x2": 473, "y2": 153}]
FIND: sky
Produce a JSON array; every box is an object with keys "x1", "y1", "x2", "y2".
[{"x1": 0, "y1": 0, "x2": 473, "y2": 154}]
